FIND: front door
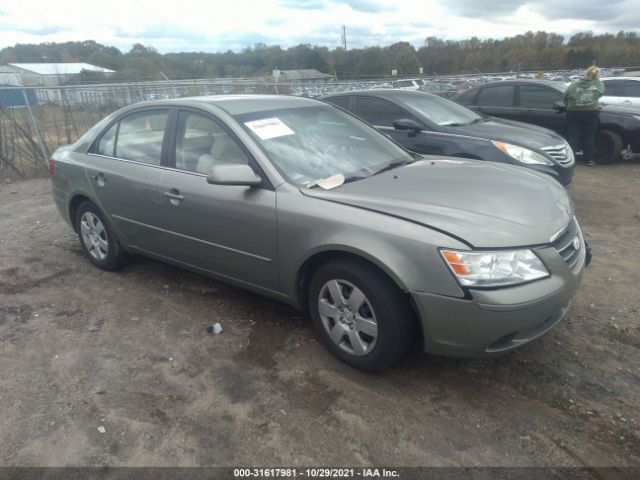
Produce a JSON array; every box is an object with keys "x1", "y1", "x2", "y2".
[
  {"x1": 516, "y1": 85, "x2": 566, "y2": 135},
  {"x1": 158, "y1": 109, "x2": 278, "y2": 290}
]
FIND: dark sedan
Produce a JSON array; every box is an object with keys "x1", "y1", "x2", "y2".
[
  {"x1": 322, "y1": 90, "x2": 575, "y2": 186},
  {"x1": 453, "y1": 79, "x2": 640, "y2": 163}
]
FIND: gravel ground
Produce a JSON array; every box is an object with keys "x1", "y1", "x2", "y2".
[{"x1": 0, "y1": 163, "x2": 639, "y2": 468}]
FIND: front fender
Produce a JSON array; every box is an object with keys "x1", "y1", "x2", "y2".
[{"x1": 275, "y1": 186, "x2": 468, "y2": 305}]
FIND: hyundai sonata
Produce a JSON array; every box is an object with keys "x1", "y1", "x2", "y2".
[{"x1": 50, "y1": 95, "x2": 587, "y2": 371}]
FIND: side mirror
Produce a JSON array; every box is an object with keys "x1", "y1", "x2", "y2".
[
  {"x1": 553, "y1": 101, "x2": 566, "y2": 113},
  {"x1": 393, "y1": 118, "x2": 423, "y2": 132},
  {"x1": 207, "y1": 164, "x2": 262, "y2": 187}
]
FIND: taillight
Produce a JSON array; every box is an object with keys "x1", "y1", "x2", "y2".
[{"x1": 48, "y1": 159, "x2": 55, "y2": 176}]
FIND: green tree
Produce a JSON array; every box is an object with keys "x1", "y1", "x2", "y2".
[{"x1": 354, "y1": 47, "x2": 388, "y2": 76}]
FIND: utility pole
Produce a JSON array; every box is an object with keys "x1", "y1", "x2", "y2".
[{"x1": 342, "y1": 26, "x2": 347, "y2": 50}]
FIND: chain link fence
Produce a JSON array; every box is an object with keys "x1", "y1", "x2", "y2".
[
  {"x1": 0, "y1": 67, "x2": 627, "y2": 179},
  {"x1": 0, "y1": 78, "x2": 375, "y2": 179}
]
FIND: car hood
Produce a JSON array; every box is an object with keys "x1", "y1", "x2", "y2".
[
  {"x1": 300, "y1": 159, "x2": 573, "y2": 248},
  {"x1": 447, "y1": 117, "x2": 566, "y2": 150}
]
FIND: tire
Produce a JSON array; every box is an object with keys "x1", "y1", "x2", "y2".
[
  {"x1": 596, "y1": 130, "x2": 623, "y2": 164},
  {"x1": 75, "y1": 201, "x2": 127, "y2": 270},
  {"x1": 308, "y1": 258, "x2": 415, "y2": 372}
]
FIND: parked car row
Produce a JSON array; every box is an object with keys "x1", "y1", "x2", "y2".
[
  {"x1": 51, "y1": 94, "x2": 589, "y2": 371},
  {"x1": 323, "y1": 90, "x2": 575, "y2": 185},
  {"x1": 453, "y1": 79, "x2": 640, "y2": 163}
]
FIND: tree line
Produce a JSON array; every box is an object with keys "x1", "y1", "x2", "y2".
[{"x1": 1, "y1": 31, "x2": 639, "y2": 82}]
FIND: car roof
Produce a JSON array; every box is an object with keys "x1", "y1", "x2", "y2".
[
  {"x1": 469, "y1": 79, "x2": 566, "y2": 92},
  {"x1": 601, "y1": 77, "x2": 640, "y2": 81},
  {"x1": 323, "y1": 89, "x2": 435, "y2": 100},
  {"x1": 126, "y1": 94, "x2": 324, "y2": 116}
]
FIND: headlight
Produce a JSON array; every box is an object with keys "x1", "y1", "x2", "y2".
[
  {"x1": 633, "y1": 115, "x2": 640, "y2": 123},
  {"x1": 440, "y1": 249, "x2": 549, "y2": 287},
  {"x1": 492, "y1": 141, "x2": 553, "y2": 165}
]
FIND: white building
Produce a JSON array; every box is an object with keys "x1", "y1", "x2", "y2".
[{"x1": 0, "y1": 63, "x2": 115, "y2": 86}]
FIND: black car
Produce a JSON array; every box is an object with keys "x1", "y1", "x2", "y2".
[
  {"x1": 322, "y1": 89, "x2": 575, "y2": 186},
  {"x1": 453, "y1": 79, "x2": 640, "y2": 163}
]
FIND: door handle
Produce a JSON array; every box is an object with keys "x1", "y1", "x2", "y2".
[
  {"x1": 163, "y1": 189, "x2": 184, "y2": 204},
  {"x1": 93, "y1": 172, "x2": 106, "y2": 187},
  {"x1": 163, "y1": 191, "x2": 184, "y2": 200}
]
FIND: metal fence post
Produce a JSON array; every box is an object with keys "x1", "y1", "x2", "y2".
[{"x1": 21, "y1": 87, "x2": 50, "y2": 166}]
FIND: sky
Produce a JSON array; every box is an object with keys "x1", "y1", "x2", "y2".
[{"x1": 0, "y1": 0, "x2": 638, "y2": 54}]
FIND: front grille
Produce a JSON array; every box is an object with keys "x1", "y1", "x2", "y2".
[
  {"x1": 551, "y1": 217, "x2": 582, "y2": 269},
  {"x1": 541, "y1": 144, "x2": 575, "y2": 166}
]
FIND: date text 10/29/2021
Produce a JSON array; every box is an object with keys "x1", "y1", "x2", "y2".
[{"x1": 233, "y1": 468, "x2": 400, "y2": 478}]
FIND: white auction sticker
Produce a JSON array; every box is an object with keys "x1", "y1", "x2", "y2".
[{"x1": 244, "y1": 117, "x2": 295, "y2": 140}]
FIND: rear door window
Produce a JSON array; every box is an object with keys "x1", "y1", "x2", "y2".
[
  {"x1": 603, "y1": 80, "x2": 620, "y2": 96},
  {"x1": 477, "y1": 86, "x2": 515, "y2": 107},
  {"x1": 96, "y1": 122, "x2": 117, "y2": 157},
  {"x1": 115, "y1": 110, "x2": 169, "y2": 165},
  {"x1": 622, "y1": 81, "x2": 640, "y2": 97}
]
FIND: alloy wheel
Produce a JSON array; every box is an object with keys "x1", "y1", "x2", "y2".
[
  {"x1": 317, "y1": 279, "x2": 378, "y2": 356},
  {"x1": 80, "y1": 212, "x2": 109, "y2": 261}
]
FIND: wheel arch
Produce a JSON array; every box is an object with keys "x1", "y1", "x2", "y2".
[
  {"x1": 68, "y1": 193, "x2": 93, "y2": 233},
  {"x1": 294, "y1": 246, "x2": 410, "y2": 312}
]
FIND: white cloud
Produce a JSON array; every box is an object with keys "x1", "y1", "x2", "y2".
[{"x1": 0, "y1": 0, "x2": 636, "y2": 53}]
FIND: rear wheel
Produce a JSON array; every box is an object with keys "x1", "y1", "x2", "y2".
[
  {"x1": 308, "y1": 259, "x2": 415, "y2": 372},
  {"x1": 596, "y1": 130, "x2": 623, "y2": 164},
  {"x1": 76, "y1": 201, "x2": 126, "y2": 270}
]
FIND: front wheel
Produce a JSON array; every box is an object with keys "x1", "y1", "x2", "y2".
[
  {"x1": 308, "y1": 259, "x2": 415, "y2": 372},
  {"x1": 76, "y1": 201, "x2": 127, "y2": 270}
]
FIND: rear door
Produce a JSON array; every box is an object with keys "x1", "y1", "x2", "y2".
[
  {"x1": 85, "y1": 108, "x2": 171, "y2": 255},
  {"x1": 157, "y1": 109, "x2": 278, "y2": 290},
  {"x1": 621, "y1": 80, "x2": 640, "y2": 107},
  {"x1": 516, "y1": 84, "x2": 566, "y2": 134}
]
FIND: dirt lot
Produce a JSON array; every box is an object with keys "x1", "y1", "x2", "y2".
[{"x1": 0, "y1": 164, "x2": 639, "y2": 468}]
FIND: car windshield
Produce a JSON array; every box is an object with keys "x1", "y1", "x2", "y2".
[
  {"x1": 234, "y1": 105, "x2": 412, "y2": 187},
  {"x1": 400, "y1": 94, "x2": 481, "y2": 126}
]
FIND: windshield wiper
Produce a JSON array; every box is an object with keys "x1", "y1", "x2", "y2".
[
  {"x1": 371, "y1": 158, "x2": 415, "y2": 176},
  {"x1": 343, "y1": 175, "x2": 366, "y2": 184}
]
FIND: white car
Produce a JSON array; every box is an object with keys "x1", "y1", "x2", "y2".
[
  {"x1": 394, "y1": 79, "x2": 423, "y2": 91},
  {"x1": 600, "y1": 77, "x2": 640, "y2": 107}
]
